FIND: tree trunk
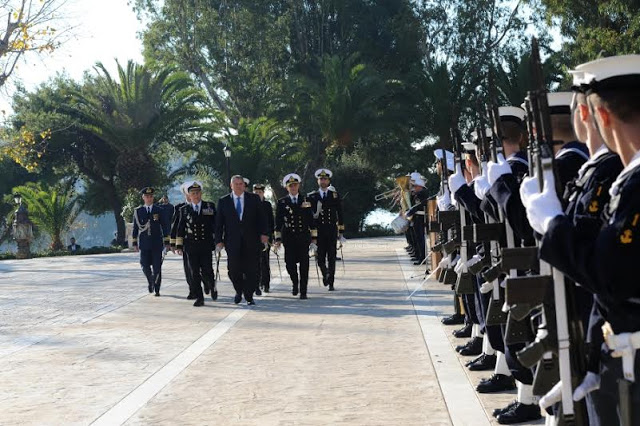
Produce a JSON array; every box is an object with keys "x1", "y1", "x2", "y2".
[{"x1": 51, "y1": 235, "x2": 64, "y2": 251}]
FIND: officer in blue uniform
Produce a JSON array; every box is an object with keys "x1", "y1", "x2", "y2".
[
  {"x1": 307, "y1": 169, "x2": 344, "y2": 291},
  {"x1": 132, "y1": 187, "x2": 171, "y2": 296},
  {"x1": 523, "y1": 55, "x2": 640, "y2": 426}
]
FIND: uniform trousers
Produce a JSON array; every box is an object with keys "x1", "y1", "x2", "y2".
[
  {"x1": 317, "y1": 224, "x2": 337, "y2": 286},
  {"x1": 184, "y1": 241, "x2": 215, "y2": 301},
  {"x1": 140, "y1": 248, "x2": 163, "y2": 291},
  {"x1": 284, "y1": 233, "x2": 310, "y2": 295}
]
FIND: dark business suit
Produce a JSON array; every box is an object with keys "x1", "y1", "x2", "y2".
[{"x1": 215, "y1": 192, "x2": 268, "y2": 302}]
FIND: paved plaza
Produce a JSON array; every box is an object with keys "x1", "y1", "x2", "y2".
[{"x1": 0, "y1": 238, "x2": 543, "y2": 425}]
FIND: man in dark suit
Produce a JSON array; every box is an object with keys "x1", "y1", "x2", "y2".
[
  {"x1": 253, "y1": 183, "x2": 275, "y2": 294},
  {"x1": 132, "y1": 187, "x2": 171, "y2": 296},
  {"x1": 175, "y1": 181, "x2": 217, "y2": 307},
  {"x1": 67, "y1": 237, "x2": 81, "y2": 253},
  {"x1": 215, "y1": 175, "x2": 269, "y2": 306}
]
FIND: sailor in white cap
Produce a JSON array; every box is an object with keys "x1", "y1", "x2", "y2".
[
  {"x1": 307, "y1": 168, "x2": 345, "y2": 290},
  {"x1": 274, "y1": 173, "x2": 317, "y2": 299},
  {"x1": 522, "y1": 55, "x2": 640, "y2": 425},
  {"x1": 175, "y1": 180, "x2": 218, "y2": 307}
]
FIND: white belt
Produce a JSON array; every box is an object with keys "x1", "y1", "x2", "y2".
[
  {"x1": 415, "y1": 211, "x2": 426, "y2": 215},
  {"x1": 603, "y1": 322, "x2": 640, "y2": 382}
]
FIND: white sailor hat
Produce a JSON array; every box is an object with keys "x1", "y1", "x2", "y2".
[
  {"x1": 575, "y1": 55, "x2": 640, "y2": 92},
  {"x1": 413, "y1": 178, "x2": 426, "y2": 187},
  {"x1": 499, "y1": 106, "x2": 526, "y2": 123},
  {"x1": 547, "y1": 92, "x2": 573, "y2": 114},
  {"x1": 243, "y1": 177, "x2": 250, "y2": 186},
  {"x1": 434, "y1": 149, "x2": 455, "y2": 172},
  {"x1": 471, "y1": 128, "x2": 493, "y2": 141},
  {"x1": 282, "y1": 173, "x2": 301, "y2": 187},
  {"x1": 462, "y1": 142, "x2": 477, "y2": 153},
  {"x1": 314, "y1": 168, "x2": 333, "y2": 179},
  {"x1": 186, "y1": 180, "x2": 203, "y2": 192},
  {"x1": 409, "y1": 171, "x2": 424, "y2": 182}
]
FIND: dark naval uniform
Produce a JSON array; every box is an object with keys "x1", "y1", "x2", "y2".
[
  {"x1": 275, "y1": 194, "x2": 317, "y2": 297},
  {"x1": 170, "y1": 201, "x2": 194, "y2": 298},
  {"x1": 175, "y1": 201, "x2": 217, "y2": 305},
  {"x1": 132, "y1": 201, "x2": 171, "y2": 296},
  {"x1": 308, "y1": 187, "x2": 344, "y2": 290},
  {"x1": 407, "y1": 187, "x2": 429, "y2": 265}
]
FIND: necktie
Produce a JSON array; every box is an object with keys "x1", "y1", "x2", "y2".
[
  {"x1": 292, "y1": 197, "x2": 297, "y2": 204},
  {"x1": 236, "y1": 197, "x2": 242, "y2": 218},
  {"x1": 147, "y1": 207, "x2": 151, "y2": 214},
  {"x1": 322, "y1": 192, "x2": 326, "y2": 200},
  {"x1": 194, "y1": 205, "x2": 199, "y2": 215}
]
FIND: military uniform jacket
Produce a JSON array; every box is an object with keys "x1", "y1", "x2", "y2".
[
  {"x1": 175, "y1": 201, "x2": 216, "y2": 250},
  {"x1": 407, "y1": 187, "x2": 429, "y2": 223},
  {"x1": 541, "y1": 152, "x2": 640, "y2": 334},
  {"x1": 307, "y1": 188, "x2": 345, "y2": 232},
  {"x1": 132, "y1": 205, "x2": 171, "y2": 250},
  {"x1": 261, "y1": 199, "x2": 275, "y2": 237},
  {"x1": 454, "y1": 181, "x2": 485, "y2": 225},
  {"x1": 275, "y1": 195, "x2": 317, "y2": 242},
  {"x1": 170, "y1": 201, "x2": 187, "y2": 247}
]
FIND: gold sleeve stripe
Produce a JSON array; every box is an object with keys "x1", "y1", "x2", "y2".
[
  {"x1": 170, "y1": 238, "x2": 176, "y2": 244},
  {"x1": 175, "y1": 237, "x2": 184, "y2": 246},
  {"x1": 338, "y1": 225, "x2": 345, "y2": 231},
  {"x1": 311, "y1": 229, "x2": 318, "y2": 238},
  {"x1": 274, "y1": 231, "x2": 282, "y2": 240}
]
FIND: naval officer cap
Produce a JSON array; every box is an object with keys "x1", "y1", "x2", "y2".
[
  {"x1": 253, "y1": 183, "x2": 266, "y2": 190},
  {"x1": 409, "y1": 171, "x2": 425, "y2": 183},
  {"x1": 186, "y1": 181, "x2": 203, "y2": 192},
  {"x1": 243, "y1": 177, "x2": 250, "y2": 186},
  {"x1": 140, "y1": 186, "x2": 155, "y2": 195},
  {"x1": 433, "y1": 149, "x2": 455, "y2": 172},
  {"x1": 282, "y1": 173, "x2": 301, "y2": 187},
  {"x1": 575, "y1": 54, "x2": 640, "y2": 93},
  {"x1": 462, "y1": 142, "x2": 477, "y2": 153},
  {"x1": 314, "y1": 168, "x2": 333, "y2": 179},
  {"x1": 413, "y1": 177, "x2": 426, "y2": 187}
]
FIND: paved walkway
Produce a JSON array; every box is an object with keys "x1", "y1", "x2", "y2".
[{"x1": 0, "y1": 238, "x2": 542, "y2": 425}]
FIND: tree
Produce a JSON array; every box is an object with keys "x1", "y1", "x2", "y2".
[
  {"x1": 11, "y1": 180, "x2": 82, "y2": 250},
  {"x1": 0, "y1": 0, "x2": 71, "y2": 88}
]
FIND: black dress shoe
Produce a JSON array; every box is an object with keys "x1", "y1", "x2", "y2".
[
  {"x1": 335, "y1": 257, "x2": 341, "y2": 261},
  {"x1": 467, "y1": 353, "x2": 496, "y2": 371},
  {"x1": 247, "y1": 300, "x2": 256, "y2": 306},
  {"x1": 255, "y1": 287, "x2": 262, "y2": 296},
  {"x1": 212, "y1": 291, "x2": 218, "y2": 301},
  {"x1": 496, "y1": 402, "x2": 541, "y2": 424},
  {"x1": 204, "y1": 283, "x2": 210, "y2": 295},
  {"x1": 456, "y1": 336, "x2": 483, "y2": 355},
  {"x1": 193, "y1": 299, "x2": 204, "y2": 307},
  {"x1": 187, "y1": 293, "x2": 196, "y2": 300},
  {"x1": 328, "y1": 285, "x2": 335, "y2": 291},
  {"x1": 323, "y1": 276, "x2": 329, "y2": 287},
  {"x1": 263, "y1": 286, "x2": 270, "y2": 293},
  {"x1": 234, "y1": 294, "x2": 242, "y2": 304},
  {"x1": 453, "y1": 323, "x2": 472, "y2": 338},
  {"x1": 441, "y1": 313, "x2": 465, "y2": 325},
  {"x1": 300, "y1": 294, "x2": 308, "y2": 299},
  {"x1": 492, "y1": 400, "x2": 518, "y2": 418},
  {"x1": 476, "y1": 374, "x2": 516, "y2": 393},
  {"x1": 155, "y1": 291, "x2": 160, "y2": 297},
  {"x1": 292, "y1": 287, "x2": 299, "y2": 296},
  {"x1": 148, "y1": 284, "x2": 153, "y2": 293}
]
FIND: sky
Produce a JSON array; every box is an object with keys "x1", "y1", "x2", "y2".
[{"x1": 0, "y1": 0, "x2": 145, "y2": 114}]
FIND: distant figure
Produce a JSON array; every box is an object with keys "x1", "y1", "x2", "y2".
[{"x1": 67, "y1": 237, "x2": 81, "y2": 253}]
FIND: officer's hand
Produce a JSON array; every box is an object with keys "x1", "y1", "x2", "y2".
[
  {"x1": 539, "y1": 381, "x2": 563, "y2": 410},
  {"x1": 573, "y1": 372, "x2": 601, "y2": 401},
  {"x1": 165, "y1": 244, "x2": 172, "y2": 252},
  {"x1": 260, "y1": 235, "x2": 269, "y2": 244},
  {"x1": 134, "y1": 246, "x2": 139, "y2": 252},
  {"x1": 448, "y1": 163, "x2": 467, "y2": 194},
  {"x1": 176, "y1": 249, "x2": 183, "y2": 256},
  {"x1": 480, "y1": 281, "x2": 494, "y2": 293},
  {"x1": 309, "y1": 242, "x2": 318, "y2": 256},
  {"x1": 215, "y1": 243, "x2": 224, "y2": 254},
  {"x1": 487, "y1": 153, "x2": 512, "y2": 185},
  {"x1": 339, "y1": 234, "x2": 347, "y2": 244},
  {"x1": 274, "y1": 241, "x2": 282, "y2": 251},
  {"x1": 524, "y1": 170, "x2": 564, "y2": 234},
  {"x1": 473, "y1": 175, "x2": 491, "y2": 200}
]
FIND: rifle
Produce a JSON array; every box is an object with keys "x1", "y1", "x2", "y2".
[{"x1": 516, "y1": 37, "x2": 588, "y2": 425}]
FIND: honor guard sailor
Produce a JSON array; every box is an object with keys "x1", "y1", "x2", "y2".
[
  {"x1": 175, "y1": 181, "x2": 217, "y2": 307},
  {"x1": 132, "y1": 187, "x2": 171, "y2": 296},
  {"x1": 274, "y1": 173, "x2": 317, "y2": 299},
  {"x1": 307, "y1": 168, "x2": 344, "y2": 291}
]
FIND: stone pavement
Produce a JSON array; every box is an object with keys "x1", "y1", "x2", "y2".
[{"x1": 0, "y1": 238, "x2": 542, "y2": 425}]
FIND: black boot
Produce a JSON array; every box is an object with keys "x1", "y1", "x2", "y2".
[
  {"x1": 492, "y1": 400, "x2": 517, "y2": 418},
  {"x1": 476, "y1": 374, "x2": 516, "y2": 393},
  {"x1": 496, "y1": 402, "x2": 542, "y2": 424},
  {"x1": 292, "y1": 284, "x2": 299, "y2": 296},
  {"x1": 466, "y1": 353, "x2": 496, "y2": 371},
  {"x1": 154, "y1": 285, "x2": 160, "y2": 297},
  {"x1": 453, "y1": 323, "x2": 472, "y2": 338},
  {"x1": 456, "y1": 336, "x2": 483, "y2": 355},
  {"x1": 441, "y1": 313, "x2": 465, "y2": 325}
]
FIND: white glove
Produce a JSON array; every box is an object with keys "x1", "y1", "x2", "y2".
[
  {"x1": 215, "y1": 245, "x2": 223, "y2": 254},
  {"x1": 466, "y1": 254, "x2": 481, "y2": 267},
  {"x1": 454, "y1": 258, "x2": 467, "y2": 275},
  {"x1": 524, "y1": 169, "x2": 564, "y2": 234},
  {"x1": 448, "y1": 164, "x2": 467, "y2": 194},
  {"x1": 573, "y1": 372, "x2": 601, "y2": 401},
  {"x1": 473, "y1": 175, "x2": 491, "y2": 200},
  {"x1": 339, "y1": 235, "x2": 347, "y2": 244},
  {"x1": 309, "y1": 242, "x2": 318, "y2": 256},
  {"x1": 480, "y1": 281, "x2": 494, "y2": 293},
  {"x1": 438, "y1": 256, "x2": 451, "y2": 269},
  {"x1": 519, "y1": 175, "x2": 540, "y2": 209},
  {"x1": 539, "y1": 381, "x2": 563, "y2": 410},
  {"x1": 499, "y1": 278, "x2": 507, "y2": 288},
  {"x1": 436, "y1": 188, "x2": 452, "y2": 210},
  {"x1": 487, "y1": 153, "x2": 512, "y2": 185}
]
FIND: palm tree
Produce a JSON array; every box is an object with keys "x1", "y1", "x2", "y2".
[
  {"x1": 11, "y1": 181, "x2": 83, "y2": 251},
  {"x1": 66, "y1": 60, "x2": 207, "y2": 244}
]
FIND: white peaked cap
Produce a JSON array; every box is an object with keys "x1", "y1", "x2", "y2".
[
  {"x1": 413, "y1": 178, "x2": 426, "y2": 187},
  {"x1": 462, "y1": 142, "x2": 477, "y2": 152},
  {"x1": 499, "y1": 106, "x2": 526, "y2": 121},
  {"x1": 434, "y1": 149, "x2": 455, "y2": 171},
  {"x1": 282, "y1": 173, "x2": 301, "y2": 187},
  {"x1": 576, "y1": 54, "x2": 640, "y2": 85},
  {"x1": 471, "y1": 128, "x2": 493, "y2": 141},
  {"x1": 314, "y1": 168, "x2": 333, "y2": 178},
  {"x1": 243, "y1": 177, "x2": 250, "y2": 185}
]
